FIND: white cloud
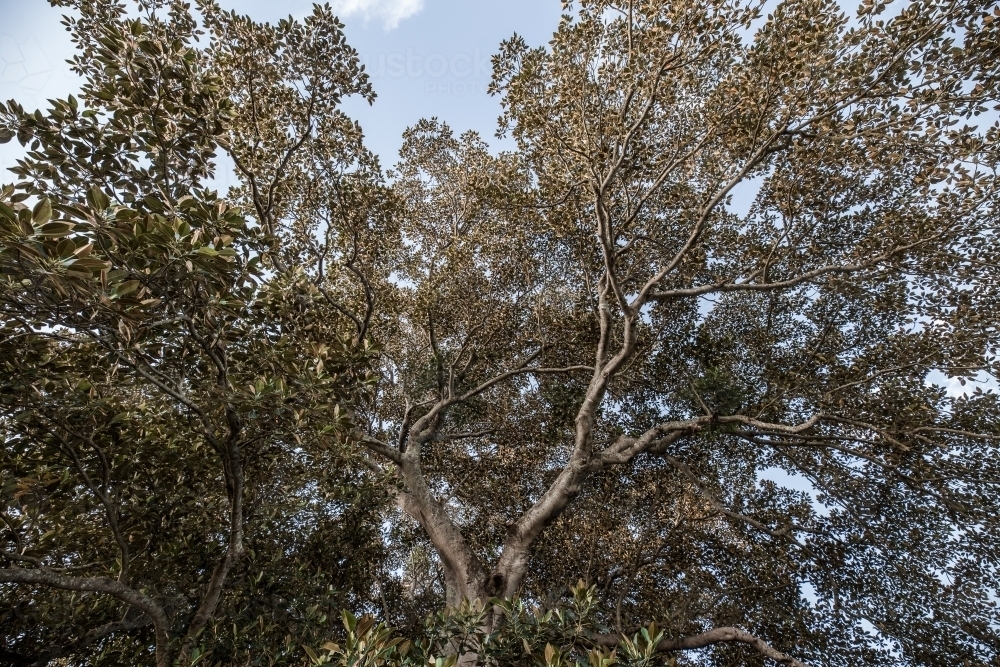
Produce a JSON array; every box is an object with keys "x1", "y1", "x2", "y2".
[{"x1": 329, "y1": 0, "x2": 424, "y2": 29}]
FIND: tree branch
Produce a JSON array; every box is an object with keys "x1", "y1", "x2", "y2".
[
  {"x1": 360, "y1": 432, "x2": 405, "y2": 466},
  {"x1": 0, "y1": 567, "x2": 171, "y2": 667},
  {"x1": 663, "y1": 455, "x2": 808, "y2": 541},
  {"x1": 649, "y1": 235, "x2": 939, "y2": 301},
  {"x1": 592, "y1": 626, "x2": 813, "y2": 667}
]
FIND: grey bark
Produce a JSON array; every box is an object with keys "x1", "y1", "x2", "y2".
[{"x1": 0, "y1": 568, "x2": 172, "y2": 667}]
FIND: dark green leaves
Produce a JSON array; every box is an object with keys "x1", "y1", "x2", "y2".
[
  {"x1": 86, "y1": 187, "x2": 110, "y2": 211},
  {"x1": 31, "y1": 199, "x2": 52, "y2": 225},
  {"x1": 110, "y1": 279, "x2": 140, "y2": 298},
  {"x1": 0, "y1": 3, "x2": 380, "y2": 666}
]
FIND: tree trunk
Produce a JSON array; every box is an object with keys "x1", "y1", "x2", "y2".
[{"x1": 398, "y1": 461, "x2": 488, "y2": 607}]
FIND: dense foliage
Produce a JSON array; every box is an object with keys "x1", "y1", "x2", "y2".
[
  {"x1": 0, "y1": 1, "x2": 386, "y2": 665},
  {"x1": 1, "y1": 0, "x2": 999, "y2": 666},
  {"x1": 358, "y1": 0, "x2": 1000, "y2": 663}
]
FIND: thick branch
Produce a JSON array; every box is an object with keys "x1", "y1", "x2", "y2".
[
  {"x1": 592, "y1": 626, "x2": 813, "y2": 667},
  {"x1": 360, "y1": 433, "x2": 404, "y2": 466},
  {"x1": 495, "y1": 419, "x2": 702, "y2": 597},
  {"x1": 0, "y1": 568, "x2": 170, "y2": 667}
]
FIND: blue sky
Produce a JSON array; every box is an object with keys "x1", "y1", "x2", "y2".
[{"x1": 0, "y1": 0, "x2": 562, "y2": 172}]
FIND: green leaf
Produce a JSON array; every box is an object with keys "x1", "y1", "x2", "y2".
[
  {"x1": 32, "y1": 199, "x2": 52, "y2": 225},
  {"x1": 87, "y1": 187, "x2": 110, "y2": 211},
  {"x1": 38, "y1": 222, "x2": 74, "y2": 238},
  {"x1": 56, "y1": 239, "x2": 76, "y2": 258},
  {"x1": 0, "y1": 201, "x2": 17, "y2": 222},
  {"x1": 113, "y1": 280, "x2": 140, "y2": 297}
]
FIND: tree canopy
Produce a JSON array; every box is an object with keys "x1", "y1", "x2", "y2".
[
  {"x1": 2, "y1": 0, "x2": 999, "y2": 666},
  {"x1": 1, "y1": 2, "x2": 385, "y2": 665}
]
